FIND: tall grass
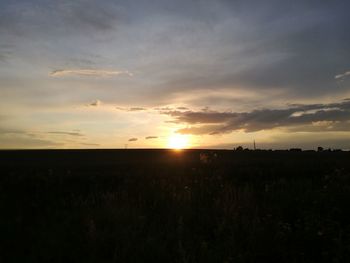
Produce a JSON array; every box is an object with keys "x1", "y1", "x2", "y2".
[{"x1": 0, "y1": 150, "x2": 349, "y2": 262}]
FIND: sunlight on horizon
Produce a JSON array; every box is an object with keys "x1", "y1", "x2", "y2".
[{"x1": 167, "y1": 134, "x2": 190, "y2": 149}]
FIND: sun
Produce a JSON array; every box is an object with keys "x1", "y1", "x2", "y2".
[{"x1": 167, "y1": 134, "x2": 189, "y2": 150}]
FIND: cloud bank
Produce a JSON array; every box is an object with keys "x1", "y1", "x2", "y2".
[{"x1": 162, "y1": 99, "x2": 350, "y2": 135}]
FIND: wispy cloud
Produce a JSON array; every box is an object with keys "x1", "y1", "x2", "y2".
[
  {"x1": 129, "y1": 107, "x2": 146, "y2": 111},
  {"x1": 116, "y1": 107, "x2": 147, "y2": 111},
  {"x1": 128, "y1": 137, "x2": 138, "y2": 142},
  {"x1": 47, "y1": 131, "x2": 84, "y2": 136},
  {"x1": 0, "y1": 128, "x2": 63, "y2": 149},
  {"x1": 145, "y1": 136, "x2": 158, "y2": 139},
  {"x1": 335, "y1": 71, "x2": 350, "y2": 80},
  {"x1": 50, "y1": 69, "x2": 132, "y2": 77}
]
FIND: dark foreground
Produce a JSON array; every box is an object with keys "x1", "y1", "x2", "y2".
[{"x1": 1, "y1": 149, "x2": 350, "y2": 263}]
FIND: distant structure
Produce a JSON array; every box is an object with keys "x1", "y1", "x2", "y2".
[
  {"x1": 253, "y1": 140, "x2": 256, "y2": 150},
  {"x1": 234, "y1": 146, "x2": 244, "y2": 151},
  {"x1": 317, "y1": 146, "x2": 324, "y2": 152},
  {"x1": 124, "y1": 144, "x2": 128, "y2": 149}
]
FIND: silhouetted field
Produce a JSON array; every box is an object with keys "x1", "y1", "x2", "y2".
[{"x1": 1, "y1": 149, "x2": 350, "y2": 263}]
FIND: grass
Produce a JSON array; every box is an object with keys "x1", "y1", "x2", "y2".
[{"x1": 0, "y1": 149, "x2": 349, "y2": 262}]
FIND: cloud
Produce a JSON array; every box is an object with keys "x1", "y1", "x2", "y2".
[
  {"x1": 115, "y1": 106, "x2": 147, "y2": 111},
  {"x1": 163, "y1": 110, "x2": 237, "y2": 124},
  {"x1": 145, "y1": 136, "x2": 158, "y2": 139},
  {"x1": 162, "y1": 99, "x2": 350, "y2": 135},
  {"x1": 50, "y1": 69, "x2": 132, "y2": 77},
  {"x1": 89, "y1": 100, "x2": 101, "y2": 106},
  {"x1": 128, "y1": 137, "x2": 138, "y2": 142},
  {"x1": 129, "y1": 107, "x2": 146, "y2": 111},
  {"x1": 335, "y1": 71, "x2": 350, "y2": 80},
  {"x1": 47, "y1": 131, "x2": 84, "y2": 136}
]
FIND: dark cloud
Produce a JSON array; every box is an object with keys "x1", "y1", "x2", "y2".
[
  {"x1": 128, "y1": 137, "x2": 138, "y2": 142},
  {"x1": 145, "y1": 136, "x2": 158, "y2": 140},
  {"x1": 47, "y1": 131, "x2": 84, "y2": 137},
  {"x1": 162, "y1": 100, "x2": 350, "y2": 135}
]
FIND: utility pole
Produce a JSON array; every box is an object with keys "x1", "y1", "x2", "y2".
[{"x1": 253, "y1": 140, "x2": 256, "y2": 150}]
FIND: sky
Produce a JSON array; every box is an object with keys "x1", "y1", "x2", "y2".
[{"x1": 0, "y1": 0, "x2": 350, "y2": 149}]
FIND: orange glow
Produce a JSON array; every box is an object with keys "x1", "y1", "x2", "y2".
[{"x1": 167, "y1": 134, "x2": 189, "y2": 149}]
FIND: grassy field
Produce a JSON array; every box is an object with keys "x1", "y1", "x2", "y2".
[{"x1": 1, "y1": 149, "x2": 350, "y2": 262}]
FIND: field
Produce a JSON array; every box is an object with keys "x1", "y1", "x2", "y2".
[{"x1": 1, "y1": 149, "x2": 350, "y2": 262}]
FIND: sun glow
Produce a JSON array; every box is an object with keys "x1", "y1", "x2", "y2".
[{"x1": 167, "y1": 134, "x2": 190, "y2": 149}]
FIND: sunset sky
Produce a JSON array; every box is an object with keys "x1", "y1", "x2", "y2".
[{"x1": 1, "y1": 0, "x2": 350, "y2": 149}]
